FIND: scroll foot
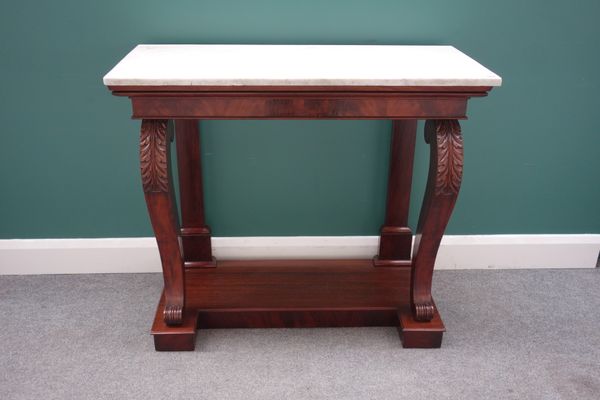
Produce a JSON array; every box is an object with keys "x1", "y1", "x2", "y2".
[
  {"x1": 412, "y1": 300, "x2": 435, "y2": 322},
  {"x1": 164, "y1": 304, "x2": 183, "y2": 326}
]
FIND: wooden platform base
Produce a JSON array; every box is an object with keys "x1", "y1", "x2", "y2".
[{"x1": 151, "y1": 259, "x2": 445, "y2": 351}]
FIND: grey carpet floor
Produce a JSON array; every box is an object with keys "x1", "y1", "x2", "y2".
[{"x1": 1, "y1": 269, "x2": 599, "y2": 400}]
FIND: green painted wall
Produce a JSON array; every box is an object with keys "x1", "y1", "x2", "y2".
[{"x1": 1, "y1": 0, "x2": 599, "y2": 238}]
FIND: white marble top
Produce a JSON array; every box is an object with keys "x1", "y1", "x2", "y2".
[{"x1": 103, "y1": 45, "x2": 501, "y2": 87}]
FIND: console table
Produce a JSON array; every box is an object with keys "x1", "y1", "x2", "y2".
[{"x1": 103, "y1": 45, "x2": 501, "y2": 351}]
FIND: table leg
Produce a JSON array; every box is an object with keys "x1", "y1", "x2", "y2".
[
  {"x1": 175, "y1": 120, "x2": 215, "y2": 268},
  {"x1": 140, "y1": 119, "x2": 185, "y2": 326},
  {"x1": 374, "y1": 120, "x2": 417, "y2": 266},
  {"x1": 411, "y1": 120, "x2": 463, "y2": 321}
]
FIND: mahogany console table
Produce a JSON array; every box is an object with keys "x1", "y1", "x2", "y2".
[{"x1": 103, "y1": 45, "x2": 501, "y2": 351}]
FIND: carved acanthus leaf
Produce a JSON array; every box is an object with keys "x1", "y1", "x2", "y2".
[
  {"x1": 427, "y1": 120, "x2": 463, "y2": 196},
  {"x1": 140, "y1": 120, "x2": 169, "y2": 193}
]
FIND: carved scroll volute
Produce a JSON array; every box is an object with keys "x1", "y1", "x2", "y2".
[
  {"x1": 425, "y1": 120, "x2": 463, "y2": 196},
  {"x1": 164, "y1": 304, "x2": 183, "y2": 326},
  {"x1": 140, "y1": 120, "x2": 170, "y2": 193},
  {"x1": 413, "y1": 302, "x2": 435, "y2": 322}
]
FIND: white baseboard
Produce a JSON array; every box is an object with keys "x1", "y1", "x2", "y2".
[{"x1": 0, "y1": 235, "x2": 598, "y2": 275}]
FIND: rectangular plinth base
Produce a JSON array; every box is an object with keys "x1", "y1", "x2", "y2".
[{"x1": 151, "y1": 259, "x2": 444, "y2": 351}]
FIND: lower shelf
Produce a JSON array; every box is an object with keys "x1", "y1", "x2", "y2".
[{"x1": 151, "y1": 259, "x2": 444, "y2": 351}]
